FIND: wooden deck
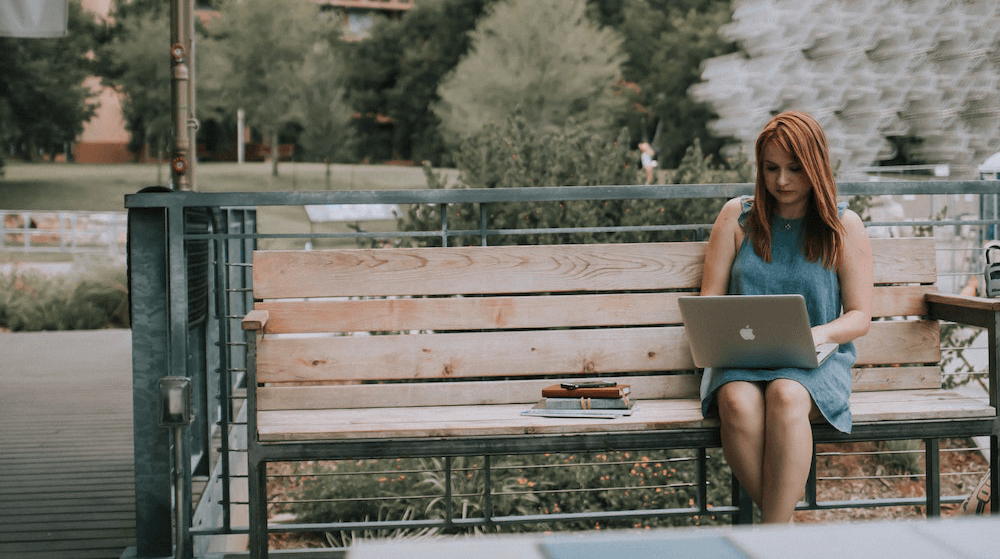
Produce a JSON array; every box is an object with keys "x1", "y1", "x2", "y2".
[{"x1": 0, "y1": 330, "x2": 135, "y2": 559}]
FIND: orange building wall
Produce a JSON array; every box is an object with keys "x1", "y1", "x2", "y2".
[{"x1": 73, "y1": 0, "x2": 132, "y2": 162}]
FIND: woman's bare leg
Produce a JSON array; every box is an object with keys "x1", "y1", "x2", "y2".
[
  {"x1": 716, "y1": 381, "x2": 767, "y2": 506},
  {"x1": 760, "y1": 379, "x2": 815, "y2": 523}
]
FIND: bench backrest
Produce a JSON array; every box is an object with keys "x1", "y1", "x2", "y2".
[{"x1": 247, "y1": 238, "x2": 939, "y2": 411}]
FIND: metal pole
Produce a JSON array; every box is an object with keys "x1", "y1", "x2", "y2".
[
  {"x1": 170, "y1": 0, "x2": 192, "y2": 190},
  {"x1": 187, "y1": 0, "x2": 197, "y2": 190},
  {"x1": 174, "y1": 427, "x2": 187, "y2": 559}
]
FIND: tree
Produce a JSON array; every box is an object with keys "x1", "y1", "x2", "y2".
[
  {"x1": 341, "y1": 0, "x2": 498, "y2": 164},
  {"x1": 296, "y1": 40, "x2": 355, "y2": 188},
  {"x1": 100, "y1": 9, "x2": 171, "y2": 180},
  {"x1": 0, "y1": 2, "x2": 100, "y2": 165},
  {"x1": 201, "y1": 0, "x2": 326, "y2": 176},
  {"x1": 434, "y1": 0, "x2": 628, "y2": 144},
  {"x1": 619, "y1": 0, "x2": 736, "y2": 167}
]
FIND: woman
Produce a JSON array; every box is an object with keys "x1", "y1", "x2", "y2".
[{"x1": 699, "y1": 111, "x2": 873, "y2": 523}]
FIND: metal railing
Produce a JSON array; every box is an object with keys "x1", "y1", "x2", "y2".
[
  {"x1": 0, "y1": 210, "x2": 127, "y2": 258},
  {"x1": 125, "y1": 180, "x2": 999, "y2": 558}
]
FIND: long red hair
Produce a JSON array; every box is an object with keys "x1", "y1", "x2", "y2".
[{"x1": 746, "y1": 111, "x2": 844, "y2": 268}]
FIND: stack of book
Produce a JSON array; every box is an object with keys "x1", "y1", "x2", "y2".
[{"x1": 521, "y1": 381, "x2": 635, "y2": 418}]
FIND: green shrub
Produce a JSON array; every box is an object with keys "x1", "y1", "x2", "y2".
[
  {"x1": 0, "y1": 265, "x2": 129, "y2": 331},
  {"x1": 288, "y1": 449, "x2": 734, "y2": 546},
  {"x1": 397, "y1": 115, "x2": 749, "y2": 247}
]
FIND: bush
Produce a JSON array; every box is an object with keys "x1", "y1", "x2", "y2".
[
  {"x1": 397, "y1": 115, "x2": 750, "y2": 247},
  {"x1": 289, "y1": 449, "x2": 734, "y2": 545},
  {"x1": 0, "y1": 264, "x2": 129, "y2": 331}
]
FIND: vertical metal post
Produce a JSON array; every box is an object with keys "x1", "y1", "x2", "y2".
[
  {"x1": 805, "y1": 451, "x2": 818, "y2": 508},
  {"x1": 696, "y1": 448, "x2": 708, "y2": 515},
  {"x1": 925, "y1": 438, "x2": 941, "y2": 517},
  {"x1": 246, "y1": 331, "x2": 270, "y2": 558},
  {"x1": 988, "y1": 312, "x2": 1000, "y2": 514},
  {"x1": 732, "y1": 476, "x2": 753, "y2": 524},
  {"x1": 444, "y1": 456, "x2": 454, "y2": 530},
  {"x1": 129, "y1": 206, "x2": 174, "y2": 557},
  {"x1": 170, "y1": 0, "x2": 192, "y2": 190},
  {"x1": 482, "y1": 455, "x2": 493, "y2": 527},
  {"x1": 186, "y1": 0, "x2": 197, "y2": 189},
  {"x1": 174, "y1": 427, "x2": 188, "y2": 559}
]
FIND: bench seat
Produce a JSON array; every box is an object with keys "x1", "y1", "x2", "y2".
[{"x1": 257, "y1": 390, "x2": 993, "y2": 442}]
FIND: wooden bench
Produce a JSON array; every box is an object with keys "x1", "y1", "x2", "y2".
[{"x1": 243, "y1": 237, "x2": 999, "y2": 558}]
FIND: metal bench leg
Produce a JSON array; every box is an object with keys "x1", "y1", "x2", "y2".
[
  {"x1": 248, "y1": 457, "x2": 269, "y2": 558},
  {"x1": 925, "y1": 438, "x2": 940, "y2": 517},
  {"x1": 992, "y1": 434, "x2": 999, "y2": 515},
  {"x1": 732, "y1": 474, "x2": 753, "y2": 524}
]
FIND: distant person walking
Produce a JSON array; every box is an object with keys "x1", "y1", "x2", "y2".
[{"x1": 639, "y1": 142, "x2": 657, "y2": 184}]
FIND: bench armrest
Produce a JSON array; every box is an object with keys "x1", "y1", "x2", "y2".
[
  {"x1": 242, "y1": 309, "x2": 269, "y2": 332},
  {"x1": 925, "y1": 293, "x2": 1000, "y2": 328}
]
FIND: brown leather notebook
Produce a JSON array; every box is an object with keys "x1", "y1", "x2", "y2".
[{"x1": 541, "y1": 384, "x2": 630, "y2": 399}]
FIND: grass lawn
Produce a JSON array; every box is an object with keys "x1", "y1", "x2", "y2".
[
  {"x1": 1, "y1": 161, "x2": 456, "y2": 254},
  {"x1": 0, "y1": 160, "x2": 452, "y2": 211}
]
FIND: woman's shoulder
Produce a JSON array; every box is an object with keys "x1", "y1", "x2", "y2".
[
  {"x1": 726, "y1": 195, "x2": 753, "y2": 226},
  {"x1": 838, "y1": 207, "x2": 867, "y2": 236}
]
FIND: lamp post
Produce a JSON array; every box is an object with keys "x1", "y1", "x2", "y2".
[
  {"x1": 170, "y1": 0, "x2": 196, "y2": 191},
  {"x1": 157, "y1": 376, "x2": 194, "y2": 559}
]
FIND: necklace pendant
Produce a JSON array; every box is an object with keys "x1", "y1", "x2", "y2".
[{"x1": 783, "y1": 221, "x2": 792, "y2": 232}]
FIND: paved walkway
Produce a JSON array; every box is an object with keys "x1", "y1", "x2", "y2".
[
  {"x1": 0, "y1": 329, "x2": 135, "y2": 559},
  {"x1": 349, "y1": 516, "x2": 1000, "y2": 559}
]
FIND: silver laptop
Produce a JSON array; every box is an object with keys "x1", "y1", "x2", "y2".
[{"x1": 677, "y1": 294, "x2": 838, "y2": 369}]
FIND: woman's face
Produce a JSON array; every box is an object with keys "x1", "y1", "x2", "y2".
[{"x1": 761, "y1": 141, "x2": 812, "y2": 217}]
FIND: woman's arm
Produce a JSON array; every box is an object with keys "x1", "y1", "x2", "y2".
[
  {"x1": 700, "y1": 198, "x2": 745, "y2": 296},
  {"x1": 812, "y1": 209, "x2": 873, "y2": 345}
]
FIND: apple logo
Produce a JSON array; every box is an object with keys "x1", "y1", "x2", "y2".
[{"x1": 739, "y1": 325, "x2": 755, "y2": 341}]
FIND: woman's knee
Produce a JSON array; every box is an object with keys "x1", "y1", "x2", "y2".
[
  {"x1": 716, "y1": 382, "x2": 765, "y2": 426},
  {"x1": 765, "y1": 379, "x2": 813, "y2": 419}
]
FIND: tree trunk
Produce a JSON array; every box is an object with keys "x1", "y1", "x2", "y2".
[
  {"x1": 324, "y1": 157, "x2": 331, "y2": 190},
  {"x1": 270, "y1": 131, "x2": 280, "y2": 177}
]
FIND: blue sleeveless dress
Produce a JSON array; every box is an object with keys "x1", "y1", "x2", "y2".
[{"x1": 700, "y1": 197, "x2": 855, "y2": 434}]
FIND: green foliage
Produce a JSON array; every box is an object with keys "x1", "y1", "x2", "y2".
[
  {"x1": 0, "y1": 266, "x2": 129, "y2": 331},
  {"x1": 295, "y1": 40, "x2": 357, "y2": 175},
  {"x1": 0, "y1": 2, "x2": 100, "y2": 162},
  {"x1": 341, "y1": 0, "x2": 499, "y2": 163},
  {"x1": 435, "y1": 0, "x2": 628, "y2": 144},
  {"x1": 618, "y1": 0, "x2": 737, "y2": 166},
  {"x1": 875, "y1": 439, "x2": 923, "y2": 476},
  {"x1": 99, "y1": 8, "x2": 171, "y2": 160},
  {"x1": 200, "y1": 0, "x2": 330, "y2": 176},
  {"x1": 398, "y1": 116, "x2": 743, "y2": 248},
  {"x1": 290, "y1": 449, "x2": 733, "y2": 545}
]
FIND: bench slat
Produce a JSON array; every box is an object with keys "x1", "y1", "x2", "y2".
[
  {"x1": 257, "y1": 365, "x2": 941, "y2": 411},
  {"x1": 253, "y1": 285, "x2": 935, "y2": 334},
  {"x1": 255, "y1": 390, "x2": 993, "y2": 442},
  {"x1": 871, "y1": 237, "x2": 937, "y2": 284},
  {"x1": 252, "y1": 243, "x2": 707, "y2": 299},
  {"x1": 251, "y1": 238, "x2": 936, "y2": 300},
  {"x1": 258, "y1": 375, "x2": 700, "y2": 411},
  {"x1": 854, "y1": 320, "x2": 940, "y2": 365},
  {"x1": 256, "y1": 292, "x2": 683, "y2": 333},
  {"x1": 254, "y1": 320, "x2": 936, "y2": 384},
  {"x1": 256, "y1": 326, "x2": 692, "y2": 383},
  {"x1": 851, "y1": 366, "x2": 940, "y2": 391}
]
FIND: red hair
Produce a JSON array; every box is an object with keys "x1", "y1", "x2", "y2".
[{"x1": 746, "y1": 111, "x2": 844, "y2": 268}]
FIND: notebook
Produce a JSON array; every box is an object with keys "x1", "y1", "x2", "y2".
[{"x1": 677, "y1": 294, "x2": 838, "y2": 369}]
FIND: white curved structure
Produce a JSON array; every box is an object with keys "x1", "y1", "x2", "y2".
[{"x1": 691, "y1": 0, "x2": 1000, "y2": 177}]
